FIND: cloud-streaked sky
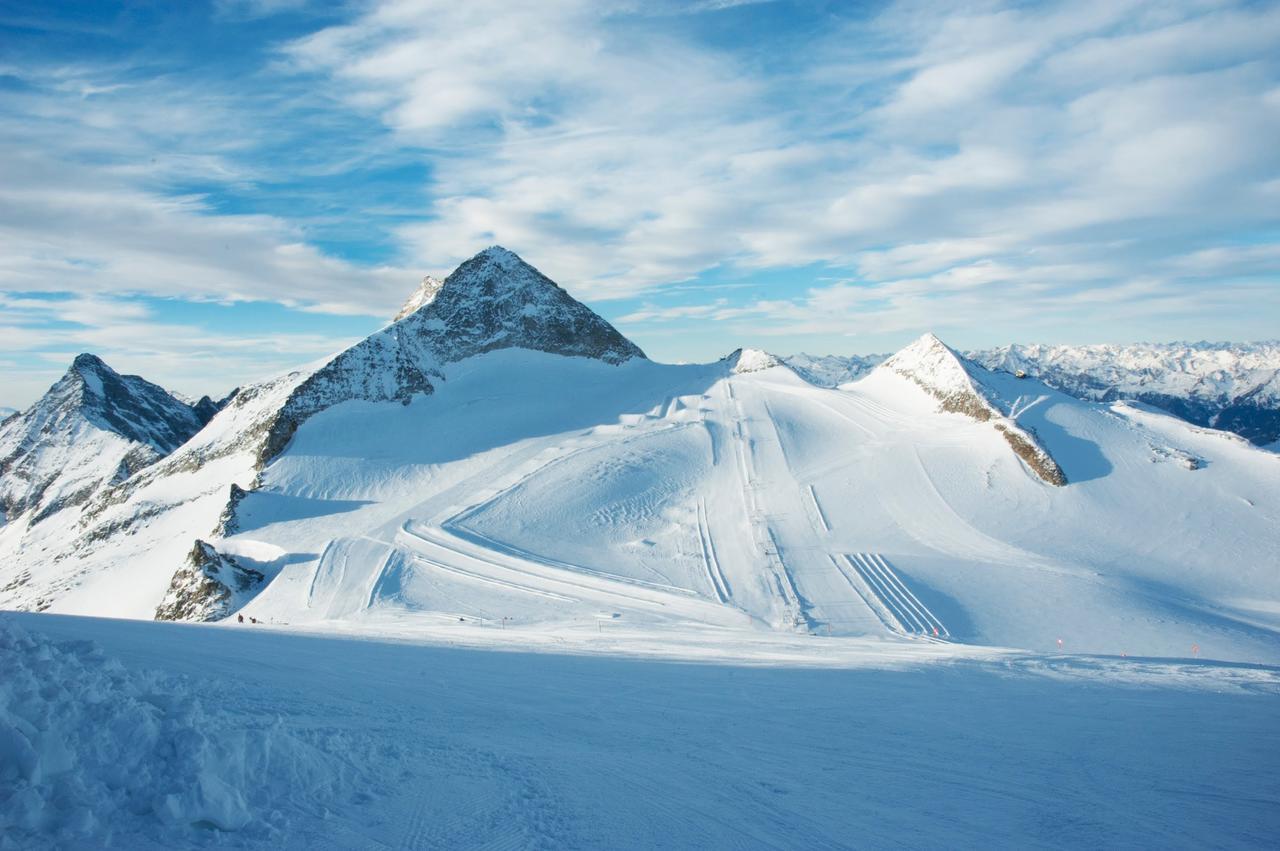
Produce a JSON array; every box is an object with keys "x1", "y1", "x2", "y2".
[{"x1": 2, "y1": 0, "x2": 1277, "y2": 408}]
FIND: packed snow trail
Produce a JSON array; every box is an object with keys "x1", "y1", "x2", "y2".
[
  {"x1": 6, "y1": 613, "x2": 1280, "y2": 850},
  {"x1": 845, "y1": 553, "x2": 949, "y2": 638}
]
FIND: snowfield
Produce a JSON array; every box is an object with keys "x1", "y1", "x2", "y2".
[
  {"x1": 2, "y1": 612, "x2": 1278, "y2": 849},
  {"x1": 3, "y1": 248, "x2": 1279, "y2": 847}
]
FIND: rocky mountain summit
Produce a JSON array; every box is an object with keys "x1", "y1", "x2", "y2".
[
  {"x1": 259, "y1": 246, "x2": 646, "y2": 467},
  {"x1": 0, "y1": 355, "x2": 213, "y2": 524}
]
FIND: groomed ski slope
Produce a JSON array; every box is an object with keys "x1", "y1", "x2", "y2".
[
  {"x1": 206, "y1": 348, "x2": 1280, "y2": 665},
  {"x1": 5, "y1": 612, "x2": 1278, "y2": 849}
]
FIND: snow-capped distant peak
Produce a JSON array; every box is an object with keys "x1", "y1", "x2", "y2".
[
  {"x1": 393, "y1": 276, "x2": 445, "y2": 321},
  {"x1": 0, "y1": 353, "x2": 212, "y2": 524},
  {"x1": 724, "y1": 348, "x2": 784, "y2": 374}
]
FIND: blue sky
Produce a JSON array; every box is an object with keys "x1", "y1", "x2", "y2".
[{"x1": 1, "y1": 0, "x2": 1278, "y2": 408}]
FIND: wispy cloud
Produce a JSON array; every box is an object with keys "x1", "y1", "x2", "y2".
[{"x1": 1, "y1": 0, "x2": 1277, "y2": 404}]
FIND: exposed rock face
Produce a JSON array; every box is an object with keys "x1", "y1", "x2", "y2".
[
  {"x1": 256, "y1": 246, "x2": 645, "y2": 467},
  {"x1": 215, "y1": 483, "x2": 249, "y2": 537},
  {"x1": 154, "y1": 540, "x2": 264, "y2": 622},
  {"x1": 0, "y1": 355, "x2": 211, "y2": 523},
  {"x1": 882, "y1": 333, "x2": 1067, "y2": 486},
  {"x1": 405, "y1": 247, "x2": 645, "y2": 366},
  {"x1": 394, "y1": 275, "x2": 444, "y2": 321}
]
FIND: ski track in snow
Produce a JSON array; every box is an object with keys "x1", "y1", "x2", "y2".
[{"x1": 845, "y1": 553, "x2": 949, "y2": 639}]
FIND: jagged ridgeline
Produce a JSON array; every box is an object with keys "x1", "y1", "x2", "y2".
[
  {"x1": 0, "y1": 247, "x2": 646, "y2": 617},
  {"x1": 0, "y1": 247, "x2": 1276, "y2": 661},
  {"x1": 0, "y1": 354, "x2": 224, "y2": 525}
]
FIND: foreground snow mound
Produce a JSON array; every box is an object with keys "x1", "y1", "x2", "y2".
[{"x1": 0, "y1": 617, "x2": 357, "y2": 848}]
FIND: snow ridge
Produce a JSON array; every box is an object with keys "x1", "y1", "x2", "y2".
[
  {"x1": 723, "y1": 348, "x2": 785, "y2": 374},
  {"x1": 0, "y1": 355, "x2": 210, "y2": 523},
  {"x1": 393, "y1": 275, "x2": 444, "y2": 321},
  {"x1": 880, "y1": 334, "x2": 1067, "y2": 486},
  {"x1": 968, "y1": 341, "x2": 1280, "y2": 445}
]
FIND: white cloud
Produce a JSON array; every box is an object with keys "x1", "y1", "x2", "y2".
[
  {"x1": 281, "y1": 0, "x2": 1279, "y2": 325},
  {"x1": 2, "y1": 0, "x2": 1277, "y2": 394}
]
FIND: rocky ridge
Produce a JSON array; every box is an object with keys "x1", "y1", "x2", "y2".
[
  {"x1": 880, "y1": 334, "x2": 1067, "y2": 486},
  {"x1": 0, "y1": 355, "x2": 212, "y2": 524}
]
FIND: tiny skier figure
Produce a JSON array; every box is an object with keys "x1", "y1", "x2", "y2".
[{"x1": 237, "y1": 614, "x2": 244, "y2": 624}]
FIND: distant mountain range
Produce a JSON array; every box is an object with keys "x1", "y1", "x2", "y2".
[
  {"x1": 781, "y1": 341, "x2": 1280, "y2": 447},
  {"x1": 2, "y1": 247, "x2": 1277, "y2": 664}
]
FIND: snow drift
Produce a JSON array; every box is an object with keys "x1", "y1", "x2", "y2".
[{"x1": 0, "y1": 617, "x2": 363, "y2": 848}]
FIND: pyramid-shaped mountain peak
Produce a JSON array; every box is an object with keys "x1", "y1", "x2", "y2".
[
  {"x1": 880, "y1": 331, "x2": 972, "y2": 386},
  {"x1": 255, "y1": 248, "x2": 646, "y2": 467},
  {"x1": 395, "y1": 247, "x2": 645, "y2": 365}
]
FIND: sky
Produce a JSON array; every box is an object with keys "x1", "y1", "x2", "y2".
[{"x1": 1, "y1": 0, "x2": 1278, "y2": 409}]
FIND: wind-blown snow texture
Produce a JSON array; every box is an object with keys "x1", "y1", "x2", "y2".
[
  {"x1": 3, "y1": 612, "x2": 1279, "y2": 849},
  {"x1": 0, "y1": 617, "x2": 373, "y2": 849}
]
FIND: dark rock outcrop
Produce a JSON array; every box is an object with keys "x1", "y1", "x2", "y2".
[{"x1": 154, "y1": 540, "x2": 264, "y2": 622}]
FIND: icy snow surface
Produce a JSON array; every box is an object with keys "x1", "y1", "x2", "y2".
[{"x1": 2, "y1": 611, "x2": 1278, "y2": 849}]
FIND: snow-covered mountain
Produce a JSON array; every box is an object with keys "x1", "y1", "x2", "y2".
[
  {"x1": 0, "y1": 354, "x2": 213, "y2": 526},
  {"x1": 782, "y1": 342, "x2": 1280, "y2": 447},
  {"x1": 1, "y1": 248, "x2": 1277, "y2": 666},
  {"x1": 780, "y1": 352, "x2": 885, "y2": 386},
  {"x1": 0, "y1": 407, "x2": 17, "y2": 421},
  {"x1": 967, "y1": 341, "x2": 1280, "y2": 446}
]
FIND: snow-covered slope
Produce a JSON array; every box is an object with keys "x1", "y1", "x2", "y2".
[
  {"x1": 0, "y1": 355, "x2": 209, "y2": 526},
  {"x1": 2, "y1": 252, "x2": 1277, "y2": 666},
  {"x1": 969, "y1": 341, "x2": 1280, "y2": 445},
  {"x1": 9, "y1": 612, "x2": 1279, "y2": 849},
  {"x1": 0, "y1": 246, "x2": 645, "y2": 618},
  {"x1": 878, "y1": 333, "x2": 1066, "y2": 485}
]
